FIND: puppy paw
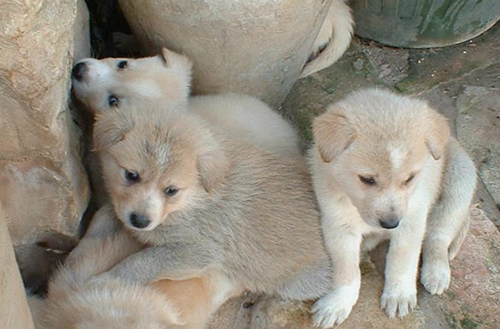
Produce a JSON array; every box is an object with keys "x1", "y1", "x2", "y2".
[
  {"x1": 420, "y1": 261, "x2": 451, "y2": 295},
  {"x1": 380, "y1": 284, "x2": 417, "y2": 319},
  {"x1": 311, "y1": 285, "x2": 359, "y2": 327}
]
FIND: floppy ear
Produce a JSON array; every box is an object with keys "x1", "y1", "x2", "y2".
[
  {"x1": 93, "y1": 111, "x2": 134, "y2": 151},
  {"x1": 312, "y1": 106, "x2": 356, "y2": 163},
  {"x1": 425, "y1": 109, "x2": 450, "y2": 160},
  {"x1": 196, "y1": 131, "x2": 228, "y2": 194}
]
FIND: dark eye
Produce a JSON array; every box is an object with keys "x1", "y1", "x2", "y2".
[
  {"x1": 108, "y1": 95, "x2": 119, "y2": 107},
  {"x1": 125, "y1": 170, "x2": 139, "y2": 183},
  {"x1": 117, "y1": 60, "x2": 128, "y2": 69},
  {"x1": 164, "y1": 186, "x2": 179, "y2": 197},
  {"x1": 405, "y1": 173, "x2": 416, "y2": 185},
  {"x1": 359, "y1": 175, "x2": 376, "y2": 186}
]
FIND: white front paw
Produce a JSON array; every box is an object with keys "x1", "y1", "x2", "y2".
[
  {"x1": 311, "y1": 285, "x2": 359, "y2": 328},
  {"x1": 420, "y1": 261, "x2": 451, "y2": 295},
  {"x1": 380, "y1": 283, "x2": 417, "y2": 319}
]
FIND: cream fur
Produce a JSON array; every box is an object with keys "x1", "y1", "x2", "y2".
[
  {"x1": 92, "y1": 107, "x2": 332, "y2": 302},
  {"x1": 28, "y1": 204, "x2": 229, "y2": 329},
  {"x1": 309, "y1": 88, "x2": 476, "y2": 327}
]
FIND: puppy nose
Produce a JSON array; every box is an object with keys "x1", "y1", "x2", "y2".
[
  {"x1": 72, "y1": 62, "x2": 88, "y2": 81},
  {"x1": 129, "y1": 213, "x2": 151, "y2": 229},
  {"x1": 379, "y1": 217, "x2": 400, "y2": 229}
]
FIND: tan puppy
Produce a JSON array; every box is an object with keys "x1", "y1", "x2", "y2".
[
  {"x1": 309, "y1": 89, "x2": 476, "y2": 327},
  {"x1": 29, "y1": 204, "x2": 232, "y2": 329},
  {"x1": 71, "y1": 49, "x2": 301, "y2": 159},
  {"x1": 300, "y1": 0, "x2": 354, "y2": 78},
  {"x1": 92, "y1": 106, "x2": 332, "y2": 302}
]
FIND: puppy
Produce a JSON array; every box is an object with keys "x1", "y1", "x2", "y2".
[
  {"x1": 71, "y1": 48, "x2": 301, "y2": 159},
  {"x1": 29, "y1": 204, "x2": 232, "y2": 329},
  {"x1": 309, "y1": 88, "x2": 476, "y2": 327},
  {"x1": 71, "y1": 48, "x2": 192, "y2": 115},
  {"x1": 92, "y1": 106, "x2": 332, "y2": 304},
  {"x1": 300, "y1": 0, "x2": 354, "y2": 78}
]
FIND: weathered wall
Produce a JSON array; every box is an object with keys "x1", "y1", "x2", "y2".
[{"x1": 0, "y1": 0, "x2": 90, "y2": 276}]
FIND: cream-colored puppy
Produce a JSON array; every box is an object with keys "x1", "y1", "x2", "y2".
[
  {"x1": 92, "y1": 106, "x2": 332, "y2": 302},
  {"x1": 309, "y1": 89, "x2": 476, "y2": 327},
  {"x1": 71, "y1": 49, "x2": 301, "y2": 159},
  {"x1": 29, "y1": 205, "x2": 233, "y2": 329}
]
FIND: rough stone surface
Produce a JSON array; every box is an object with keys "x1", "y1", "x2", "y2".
[
  {"x1": 74, "y1": 0, "x2": 91, "y2": 62},
  {"x1": 0, "y1": 206, "x2": 34, "y2": 329},
  {"x1": 0, "y1": 1, "x2": 90, "y2": 276},
  {"x1": 394, "y1": 23, "x2": 500, "y2": 94},
  {"x1": 457, "y1": 86, "x2": 500, "y2": 206},
  {"x1": 117, "y1": 0, "x2": 333, "y2": 108}
]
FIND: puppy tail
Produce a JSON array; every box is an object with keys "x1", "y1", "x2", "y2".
[{"x1": 299, "y1": 0, "x2": 354, "y2": 78}]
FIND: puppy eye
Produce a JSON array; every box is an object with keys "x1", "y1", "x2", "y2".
[
  {"x1": 117, "y1": 60, "x2": 128, "y2": 69},
  {"x1": 164, "y1": 186, "x2": 179, "y2": 197},
  {"x1": 359, "y1": 175, "x2": 376, "y2": 186},
  {"x1": 108, "y1": 95, "x2": 119, "y2": 107},
  {"x1": 125, "y1": 170, "x2": 139, "y2": 183},
  {"x1": 405, "y1": 173, "x2": 416, "y2": 185}
]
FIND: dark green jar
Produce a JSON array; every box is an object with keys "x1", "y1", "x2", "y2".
[{"x1": 352, "y1": 0, "x2": 500, "y2": 48}]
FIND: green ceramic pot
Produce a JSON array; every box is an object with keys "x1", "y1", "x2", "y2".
[{"x1": 352, "y1": 0, "x2": 500, "y2": 48}]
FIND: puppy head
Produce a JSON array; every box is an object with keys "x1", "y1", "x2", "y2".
[
  {"x1": 313, "y1": 89, "x2": 450, "y2": 229},
  {"x1": 72, "y1": 47, "x2": 193, "y2": 115},
  {"x1": 93, "y1": 109, "x2": 227, "y2": 231}
]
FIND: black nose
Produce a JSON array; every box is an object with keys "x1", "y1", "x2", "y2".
[
  {"x1": 379, "y1": 217, "x2": 400, "y2": 229},
  {"x1": 129, "y1": 213, "x2": 151, "y2": 229},
  {"x1": 72, "y1": 62, "x2": 88, "y2": 81}
]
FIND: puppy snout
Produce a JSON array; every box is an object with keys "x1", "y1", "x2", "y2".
[
  {"x1": 379, "y1": 217, "x2": 400, "y2": 229},
  {"x1": 72, "y1": 62, "x2": 88, "y2": 81},
  {"x1": 129, "y1": 213, "x2": 151, "y2": 229}
]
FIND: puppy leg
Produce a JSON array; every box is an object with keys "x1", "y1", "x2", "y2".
[
  {"x1": 64, "y1": 204, "x2": 122, "y2": 268},
  {"x1": 312, "y1": 216, "x2": 363, "y2": 328},
  {"x1": 381, "y1": 210, "x2": 427, "y2": 318},
  {"x1": 421, "y1": 142, "x2": 476, "y2": 295},
  {"x1": 100, "y1": 244, "x2": 216, "y2": 285}
]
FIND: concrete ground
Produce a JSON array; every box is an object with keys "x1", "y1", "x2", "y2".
[{"x1": 209, "y1": 22, "x2": 500, "y2": 329}]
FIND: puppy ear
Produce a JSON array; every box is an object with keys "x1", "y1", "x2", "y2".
[
  {"x1": 197, "y1": 131, "x2": 228, "y2": 194},
  {"x1": 160, "y1": 47, "x2": 173, "y2": 66},
  {"x1": 160, "y1": 47, "x2": 193, "y2": 68},
  {"x1": 93, "y1": 111, "x2": 134, "y2": 151},
  {"x1": 425, "y1": 109, "x2": 450, "y2": 160},
  {"x1": 312, "y1": 106, "x2": 355, "y2": 163}
]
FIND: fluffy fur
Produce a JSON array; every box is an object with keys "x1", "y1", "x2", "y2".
[
  {"x1": 309, "y1": 88, "x2": 476, "y2": 327},
  {"x1": 92, "y1": 107, "x2": 332, "y2": 301},
  {"x1": 71, "y1": 48, "x2": 301, "y2": 159},
  {"x1": 28, "y1": 204, "x2": 229, "y2": 329},
  {"x1": 300, "y1": 0, "x2": 354, "y2": 78}
]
